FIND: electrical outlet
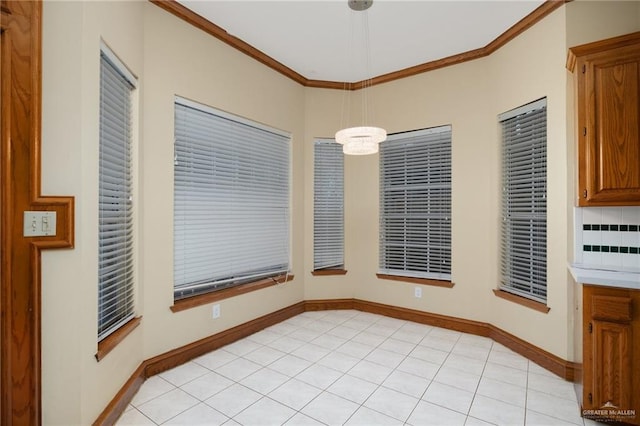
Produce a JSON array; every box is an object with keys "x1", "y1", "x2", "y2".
[
  {"x1": 414, "y1": 287, "x2": 422, "y2": 298},
  {"x1": 212, "y1": 304, "x2": 221, "y2": 319}
]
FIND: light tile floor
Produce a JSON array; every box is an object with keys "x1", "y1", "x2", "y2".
[{"x1": 116, "y1": 310, "x2": 600, "y2": 426}]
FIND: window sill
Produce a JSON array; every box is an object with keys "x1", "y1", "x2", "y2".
[
  {"x1": 95, "y1": 316, "x2": 142, "y2": 362},
  {"x1": 171, "y1": 274, "x2": 295, "y2": 313},
  {"x1": 493, "y1": 289, "x2": 550, "y2": 313},
  {"x1": 311, "y1": 269, "x2": 347, "y2": 276},
  {"x1": 376, "y1": 273, "x2": 454, "y2": 288}
]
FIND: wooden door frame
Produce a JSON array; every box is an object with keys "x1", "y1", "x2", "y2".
[{"x1": 1, "y1": 1, "x2": 74, "y2": 424}]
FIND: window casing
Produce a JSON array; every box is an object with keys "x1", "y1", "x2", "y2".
[
  {"x1": 173, "y1": 97, "x2": 291, "y2": 300},
  {"x1": 98, "y1": 46, "x2": 136, "y2": 341},
  {"x1": 313, "y1": 139, "x2": 344, "y2": 271},
  {"x1": 500, "y1": 98, "x2": 547, "y2": 303},
  {"x1": 379, "y1": 126, "x2": 452, "y2": 281}
]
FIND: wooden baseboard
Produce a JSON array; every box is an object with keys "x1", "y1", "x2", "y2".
[{"x1": 95, "y1": 298, "x2": 578, "y2": 424}]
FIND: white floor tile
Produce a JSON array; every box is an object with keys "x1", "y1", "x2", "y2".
[
  {"x1": 234, "y1": 397, "x2": 296, "y2": 426},
  {"x1": 364, "y1": 386, "x2": 419, "y2": 421},
  {"x1": 468, "y1": 394, "x2": 525, "y2": 425},
  {"x1": 291, "y1": 343, "x2": 331, "y2": 363},
  {"x1": 243, "y1": 345, "x2": 287, "y2": 366},
  {"x1": 204, "y1": 384, "x2": 261, "y2": 418},
  {"x1": 481, "y1": 361, "x2": 528, "y2": 388},
  {"x1": 137, "y1": 388, "x2": 199, "y2": 424},
  {"x1": 327, "y1": 374, "x2": 378, "y2": 404},
  {"x1": 527, "y1": 372, "x2": 577, "y2": 401},
  {"x1": 378, "y1": 337, "x2": 416, "y2": 355},
  {"x1": 526, "y1": 389, "x2": 583, "y2": 425},
  {"x1": 310, "y1": 333, "x2": 347, "y2": 350},
  {"x1": 443, "y1": 353, "x2": 486, "y2": 376},
  {"x1": 288, "y1": 328, "x2": 322, "y2": 343},
  {"x1": 223, "y1": 338, "x2": 262, "y2": 356},
  {"x1": 268, "y1": 355, "x2": 312, "y2": 377},
  {"x1": 487, "y1": 349, "x2": 528, "y2": 371},
  {"x1": 525, "y1": 409, "x2": 580, "y2": 426},
  {"x1": 181, "y1": 372, "x2": 234, "y2": 401},
  {"x1": 382, "y1": 369, "x2": 430, "y2": 398},
  {"x1": 348, "y1": 359, "x2": 393, "y2": 384},
  {"x1": 301, "y1": 391, "x2": 359, "y2": 425},
  {"x1": 317, "y1": 350, "x2": 360, "y2": 372},
  {"x1": 267, "y1": 336, "x2": 306, "y2": 353},
  {"x1": 422, "y1": 381, "x2": 474, "y2": 414},
  {"x1": 159, "y1": 362, "x2": 211, "y2": 387},
  {"x1": 433, "y1": 366, "x2": 481, "y2": 393},
  {"x1": 335, "y1": 340, "x2": 375, "y2": 359},
  {"x1": 115, "y1": 408, "x2": 156, "y2": 425},
  {"x1": 215, "y1": 357, "x2": 262, "y2": 381},
  {"x1": 364, "y1": 348, "x2": 406, "y2": 368},
  {"x1": 476, "y1": 376, "x2": 526, "y2": 408},
  {"x1": 283, "y1": 413, "x2": 325, "y2": 425},
  {"x1": 294, "y1": 363, "x2": 343, "y2": 389},
  {"x1": 131, "y1": 376, "x2": 176, "y2": 407},
  {"x1": 268, "y1": 378, "x2": 322, "y2": 410},
  {"x1": 410, "y1": 345, "x2": 449, "y2": 365},
  {"x1": 407, "y1": 401, "x2": 467, "y2": 426},
  {"x1": 240, "y1": 367, "x2": 290, "y2": 394},
  {"x1": 345, "y1": 406, "x2": 403, "y2": 425},
  {"x1": 396, "y1": 357, "x2": 440, "y2": 380},
  {"x1": 193, "y1": 349, "x2": 238, "y2": 371},
  {"x1": 163, "y1": 402, "x2": 229, "y2": 425},
  {"x1": 123, "y1": 311, "x2": 585, "y2": 426}
]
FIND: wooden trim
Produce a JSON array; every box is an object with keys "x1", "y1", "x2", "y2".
[
  {"x1": 95, "y1": 317, "x2": 142, "y2": 362},
  {"x1": 305, "y1": 299, "x2": 355, "y2": 311},
  {"x1": 149, "y1": 0, "x2": 307, "y2": 85},
  {"x1": 0, "y1": 1, "x2": 75, "y2": 424},
  {"x1": 311, "y1": 269, "x2": 348, "y2": 276},
  {"x1": 145, "y1": 302, "x2": 305, "y2": 377},
  {"x1": 493, "y1": 289, "x2": 551, "y2": 313},
  {"x1": 567, "y1": 30, "x2": 640, "y2": 71},
  {"x1": 92, "y1": 364, "x2": 146, "y2": 426},
  {"x1": 149, "y1": 0, "x2": 568, "y2": 90},
  {"x1": 171, "y1": 274, "x2": 294, "y2": 313},
  {"x1": 376, "y1": 273, "x2": 454, "y2": 288}
]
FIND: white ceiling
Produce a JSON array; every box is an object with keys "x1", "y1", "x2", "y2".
[{"x1": 177, "y1": 0, "x2": 546, "y2": 83}]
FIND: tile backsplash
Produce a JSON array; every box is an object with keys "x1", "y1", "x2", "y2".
[{"x1": 574, "y1": 207, "x2": 640, "y2": 271}]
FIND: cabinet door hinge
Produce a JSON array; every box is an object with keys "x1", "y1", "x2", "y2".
[
  {"x1": 583, "y1": 127, "x2": 587, "y2": 136},
  {"x1": 583, "y1": 189, "x2": 588, "y2": 199},
  {"x1": 588, "y1": 392, "x2": 593, "y2": 403},
  {"x1": 588, "y1": 322, "x2": 593, "y2": 333},
  {"x1": 582, "y1": 64, "x2": 586, "y2": 74}
]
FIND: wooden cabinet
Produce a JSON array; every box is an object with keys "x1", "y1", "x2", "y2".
[
  {"x1": 568, "y1": 32, "x2": 640, "y2": 206},
  {"x1": 582, "y1": 285, "x2": 640, "y2": 425}
]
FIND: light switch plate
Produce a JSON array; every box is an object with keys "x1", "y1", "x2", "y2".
[{"x1": 23, "y1": 211, "x2": 57, "y2": 237}]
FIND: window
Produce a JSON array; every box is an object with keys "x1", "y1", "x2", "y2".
[
  {"x1": 500, "y1": 98, "x2": 547, "y2": 303},
  {"x1": 98, "y1": 46, "x2": 137, "y2": 341},
  {"x1": 174, "y1": 97, "x2": 290, "y2": 300},
  {"x1": 379, "y1": 126, "x2": 452, "y2": 281},
  {"x1": 313, "y1": 139, "x2": 344, "y2": 271}
]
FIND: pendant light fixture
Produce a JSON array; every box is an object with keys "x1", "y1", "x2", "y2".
[{"x1": 335, "y1": 0, "x2": 387, "y2": 155}]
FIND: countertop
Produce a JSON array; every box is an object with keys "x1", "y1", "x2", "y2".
[{"x1": 569, "y1": 263, "x2": 640, "y2": 290}]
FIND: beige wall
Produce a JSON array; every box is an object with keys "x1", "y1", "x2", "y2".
[
  {"x1": 40, "y1": 0, "x2": 640, "y2": 424},
  {"x1": 304, "y1": 7, "x2": 570, "y2": 356}
]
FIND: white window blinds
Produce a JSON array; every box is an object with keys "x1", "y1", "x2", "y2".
[
  {"x1": 98, "y1": 48, "x2": 136, "y2": 341},
  {"x1": 174, "y1": 98, "x2": 290, "y2": 300},
  {"x1": 313, "y1": 139, "x2": 344, "y2": 270},
  {"x1": 500, "y1": 98, "x2": 547, "y2": 303},
  {"x1": 379, "y1": 126, "x2": 452, "y2": 280}
]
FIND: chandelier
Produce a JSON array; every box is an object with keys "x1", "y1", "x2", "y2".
[{"x1": 335, "y1": 0, "x2": 387, "y2": 155}]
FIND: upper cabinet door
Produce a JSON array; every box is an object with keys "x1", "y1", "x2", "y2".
[{"x1": 569, "y1": 32, "x2": 640, "y2": 206}]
